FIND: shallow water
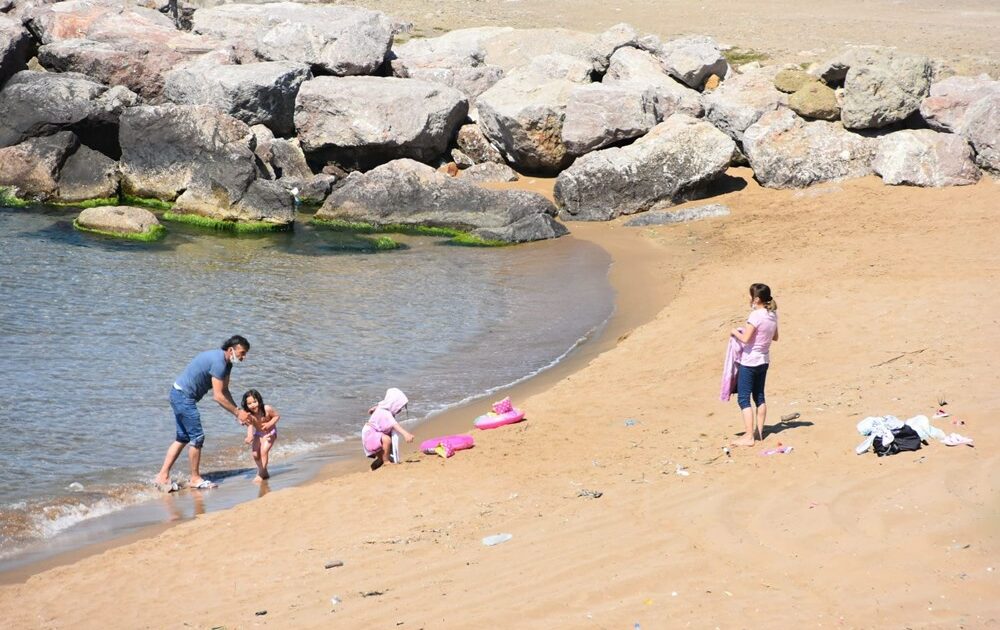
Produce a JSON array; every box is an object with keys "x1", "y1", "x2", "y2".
[{"x1": 0, "y1": 206, "x2": 613, "y2": 563}]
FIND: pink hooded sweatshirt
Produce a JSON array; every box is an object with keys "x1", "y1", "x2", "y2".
[{"x1": 362, "y1": 388, "x2": 408, "y2": 456}]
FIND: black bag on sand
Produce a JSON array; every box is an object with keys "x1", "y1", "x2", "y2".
[{"x1": 873, "y1": 425, "x2": 923, "y2": 457}]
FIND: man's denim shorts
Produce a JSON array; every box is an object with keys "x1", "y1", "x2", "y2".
[{"x1": 170, "y1": 387, "x2": 205, "y2": 447}]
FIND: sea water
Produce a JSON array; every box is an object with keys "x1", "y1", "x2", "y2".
[{"x1": 0, "y1": 205, "x2": 613, "y2": 567}]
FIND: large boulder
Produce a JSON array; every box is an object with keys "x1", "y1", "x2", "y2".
[
  {"x1": 0, "y1": 70, "x2": 138, "y2": 155},
  {"x1": 919, "y1": 74, "x2": 1000, "y2": 133},
  {"x1": 623, "y1": 202, "x2": 730, "y2": 227},
  {"x1": 840, "y1": 49, "x2": 933, "y2": 129},
  {"x1": 562, "y1": 82, "x2": 657, "y2": 155},
  {"x1": 703, "y1": 66, "x2": 786, "y2": 143},
  {"x1": 0, "y1": 131, "x2": 79, "y2": 199},
  {"x1": 192, "y1": 3, "x2": 393, "y2": 76},
  {"x1": 476, "y1": 75, "x2": 578, "y2": 174},
  {"x1": 119, "y1": 104, "x2": 293, "y2": 225},
  {"x1": 75, "y1": 205, "x2": 163, "y2": 239},
  {"x1": 389, "y1": 27, "x2": 509, "y2": 104},
  {"x1": 873, "y1": 129, "x2": 980, "y2": 187},
  {"x1": 294, "y1": 76, "x2": 467, "y2": 170},
  {"x1": 315, "y1": 159, "x2": 567, "y2": 244},
  {"x1": 584, "y1": 22, "x2": 643, "y2": 73},
  {"x1": 162, "y1": 60, "x2": 311, "y2": 137},
  {"x1": 460, "y1": 162, "x2": 519, "y2": 184},
  {"x1": 656, "y1": 35, "x2": 729, "y2": 89},
  {"x1": 26, "y1": 0, "x2": 228, "y2": 99},
  {"x1": 743, "y1": 108, "x2": 877, "y2": 188},
  {"x1": 603, "y1": 46, "x2": 703, "y2": 119},
  {"x1": 554, "y1": 114, "x2": 735, "y2": 221},
  {"x1": 56, "y1": 144, "x2": 118, "y2": 201},
  {"x1": 773, "y1": 69, "x2": 819, "y2": 94},
  {"x1": 962, "y1": 94, "x2": 1000, "y2": 174},
  {"x1": 0, "y1": 15, "x2": 31, "y2": 88},
  {"x1": 508, "y1": 52, "x2": 593, "y2": 84}
]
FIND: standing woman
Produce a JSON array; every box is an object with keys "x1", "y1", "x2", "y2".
[{"x1": 730, "y1": 284, "x2": 779, "y2": 446}]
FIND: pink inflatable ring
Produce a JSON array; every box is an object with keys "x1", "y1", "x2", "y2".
[
  {"x1": 420, "y1": 434, "x2": 475, "y2": 458},
  {"x1": 474, "y1": 409, "x2": 526, "y2": 430}
]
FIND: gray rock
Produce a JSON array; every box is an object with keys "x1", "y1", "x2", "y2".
[
  {"x1": 919, "y1": 74, "x2": 1000, "y2": 133},
  {"x1": 56, "y1": 144, "x2": 118, "y2": 201},
  {"x1": 585, "y1": 22, "x2": 642, "y2": 73},
  {"x1": 461, "y1": 162, "x2": 519, "y2": 184},
  {"x1": 455, "y1": 123, "x2": 505, "y2": 165},
  {"x1": 192, "y1": 3, "x2": 393, "y2": 76},
  {"x1": 315, "y1": 158, "x2": 566, "y2": 244},
  {"x1": 162, "y1": 61, "x2": 311, "y2": 137},
  {"x1": 268, "y1": 138, "x2": 312, "y2": 180},
  {"x1": 840, "y1": 49, "x2": 933, "y2": 129},
  {"x1": 476, "y1": 75, "x2": 577, "y2": 174},
  {"x1": 603, "y1": 47, "x2": 703, "y2": 119},
  {"x1": 562, "y1": 82, "x2": 658, "y2": 155},
  {"x1": 479, "y1": 28, "x2": 597, "y2": 74},
  {"x1": 451, "y1": 148, "x2": 475, "y2": 168},
  {"x1": 0, "y1": 16, "x2": 31, "y2": 88},
  {"x1": 554, "y1": 114, "x2": 735, "y2": 221},
  {"x1": 120, "y1": 104, "x2": 293, "y2": 225},
  {"x1": 873, "y1": 129, "x2": 980, "y2": 187},
  {"x1": 0, "y1": 70, "x2": 136, "y2": 156},
  {"x1": 294, "y1": 76, "x2": 468, "y2": 170},
  {"x1": 281, "y1": 173, "x2": 336, "y2": 205},
  {"x1": 508, "y1": 52, "x2": 593, "y2": 84},
  {"x1": 76, "y1": 205, "x2": 161, "y2": 236},
  {"x1": 623, "y1": 202, "x2": 730, "y2": 226},
  {"x1": 656, "y1": 35, "x2": 729, "y2": 89},
  {"x1": 0, "y1": 131, "x2": 79, "y2": 199},
  {"x1": 962, "y1": 94, "x2": 1000, "y2": 173},
  {"x1": 390, "y1": 27, "x2": 509, "y2": 103},
  {"x1": 743, "y1": 108, "x2": 877, "y2": 188},
  {"x1": 788, "y1": 82, "x2": 840, "y2": 121},
  {"x1": 703, "y1": 66, "x2": 786, "y2": 143},
  {"x1": 810, "y1": 46, "x2": 884, "y2": 86}
]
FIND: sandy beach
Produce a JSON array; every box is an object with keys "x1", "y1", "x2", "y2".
[
  {"x1": 1, "y1": 166, "x2": 997, "y2": 627},
  {"x1": 3, "y1": 1, "x2": 1000, "y2": 627}
]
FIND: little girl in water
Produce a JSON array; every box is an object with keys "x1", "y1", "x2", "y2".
[
  {"x1": 730, "y1": 283, "x2": 779, "y2": 446},
  {"x1": 362, "y1": 387, "x2": 415, "y2": 471},
  {"x1": 241, "y1": 389, "x2": 280, "y2": 481}
]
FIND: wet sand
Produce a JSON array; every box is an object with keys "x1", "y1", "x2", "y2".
[{"x1": 1, "y1": 168, "x2": 997, "y2": 627}]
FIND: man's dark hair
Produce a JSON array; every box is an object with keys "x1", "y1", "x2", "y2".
[{"x1": 222, "y1": 335, "x2": 250, "y2": 351}]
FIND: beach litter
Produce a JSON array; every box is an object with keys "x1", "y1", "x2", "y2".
[
  {"x1": 780, "y1": 412, "x2": 801, "y2": 422},
  {"x1": 761, "y1": 444, "x2": 793, "y2": 456},
  {"x1": 324, "y1": 560, "x2": 344, "y2": 569},
  {"x1": 577, "y1": 489, "x2": 603, "y2": 499},
  {"x1": 360, "y1": 590, "x2": 386, "y2": 598},
  {"x1": 482, "y1": 533, "x2": 513, "y2": 546},
  {"x1": 330, "y1": 596, "x2": 341, "y2": 607},
  {"x1": 624, "y1": 418, "x2": 638, "y2": 427},
  {"x1": 675, "y1": 464, "x2": 690, "y2": 476},
  {"x1": 254, "y1": 611, "x2": 267, "y2": 616}
]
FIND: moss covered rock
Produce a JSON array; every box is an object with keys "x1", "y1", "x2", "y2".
[
  {"x1": 789, "y1": 82, "x2": 841, "y2": 121},
  {"x1": 74, "y1": 206, "x2": 165, "y2": 241}
]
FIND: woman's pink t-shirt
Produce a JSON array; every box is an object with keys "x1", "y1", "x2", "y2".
[{"x1": 739, "y1": 308, "x2": 778, "y2": 367}]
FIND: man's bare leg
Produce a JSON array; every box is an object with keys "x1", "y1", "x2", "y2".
[
  {"x1": 188, "y1": 445, "x2": 206, "y2": 486},
  {"x1": 155, "y1": 441, "x2": 186, "y2": 485}
]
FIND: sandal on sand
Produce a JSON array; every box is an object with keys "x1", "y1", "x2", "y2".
[
  {"x1": 942, "y1": 433, "x2": 974, "y2": 447},
  {"x1": 780, "y1": 412, "x2": 801, "y2": 422},
  {"x1": 189, "y1": 479, "x2": 218, "y2": 489},
  {"x1": 761, "y1": 445, "x2": 794, "y2": 456},
  {"x1": 933, "y1": 409, "x2": 950, "y2": 419}
]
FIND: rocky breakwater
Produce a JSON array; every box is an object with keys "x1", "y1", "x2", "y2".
[{"x1": 3, "y1": 2, "x2": 999, "y2": 239}]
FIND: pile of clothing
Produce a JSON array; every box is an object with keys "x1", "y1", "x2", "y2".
[{"x1": 856, "y1": 415, "x2": 973, "y2": 457}]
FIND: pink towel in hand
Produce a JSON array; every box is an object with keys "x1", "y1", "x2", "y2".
[{"x1": 720, "y1": 334, "x2": 743, "y2": 401}]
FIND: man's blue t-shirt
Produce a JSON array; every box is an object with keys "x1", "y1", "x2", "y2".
[{"x1": 174, "y1": 349, "x2": 231, "y2": 401}]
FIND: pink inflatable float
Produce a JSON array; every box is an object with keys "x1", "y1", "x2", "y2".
[
  {"x1": 474, "y1": 397, "x2": 526, "y2": 430},
  {"x1": 420, "y1": 434, "x2": 475, "y2": 458}
]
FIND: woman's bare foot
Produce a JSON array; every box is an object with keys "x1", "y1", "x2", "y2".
[
  {"x1": 731, "y1": 436, "x2": 755, "y2": 447},
  {"x1": 253, "y1": 475, "x2": 262, "y2": 483}
]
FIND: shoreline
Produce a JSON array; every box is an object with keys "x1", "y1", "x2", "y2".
[
  {"x1": 0, "y1": 169, "x2": 997, "y2": 626},
  {"x1": 0, "y1": 185, "x2": 679, "y2": 584}
]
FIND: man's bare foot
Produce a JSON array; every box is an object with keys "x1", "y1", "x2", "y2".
[
  {"x1": 259, "y1": 471, "x2": 269, "y2": 480},
  {"x1": 731, "y1": 436, "x2": 755, "y2": 447},
  {"x1": 154, "y1": 474, "x2": 170, "y2": 486}
]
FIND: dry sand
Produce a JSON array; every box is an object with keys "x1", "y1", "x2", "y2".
[
  {"x1": 1, "y1": 168, "x2": 997, "y2": 628},
  {"x1": 3, "y1": 2, "x2": 999, "y2": 626}
]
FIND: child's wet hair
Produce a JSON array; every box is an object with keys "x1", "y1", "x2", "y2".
[
  {"x1": 750, "y1": 283, "x2": 777, "y2": 312},
  {"x1": 241, "y1": 389, "x2": 265, "y2": 412}
]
